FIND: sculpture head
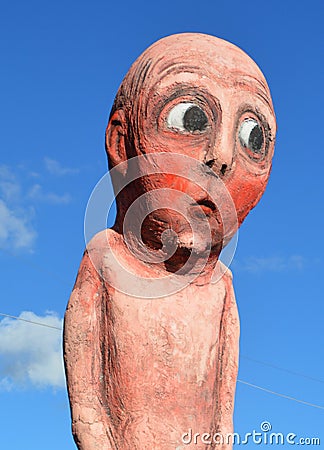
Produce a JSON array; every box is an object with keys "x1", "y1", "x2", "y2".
[{"x1": 105, "y1": 33, "x2": 276, "y2": 271}]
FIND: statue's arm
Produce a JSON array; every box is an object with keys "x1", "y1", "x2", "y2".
[
  {"x1": 64, "y1": 248, "x2": 116, "y2": 450},
  {"x1": 212, "y1": 267, "x2": 240, "y2": 440}
]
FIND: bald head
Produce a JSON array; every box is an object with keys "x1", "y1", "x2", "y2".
[
  {"x1": 110, "y1": 33, "x2": 274, "y2": 121},
  {"x1": 106, "y1": 32, "x2": 276, "y2": 234}
]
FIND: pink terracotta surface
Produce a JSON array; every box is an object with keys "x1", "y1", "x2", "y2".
[{"x1": 64, "y1": 33, "x2": 276, "y2": 449}]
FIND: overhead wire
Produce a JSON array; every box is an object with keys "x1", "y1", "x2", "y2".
[
  {"x1": 237, "y1": 379, "x2": 324, "y2": 410},
  {"x1": 0, "y1": 312, "x2": 62, "y2": 331},
  {"x1": 0, "y1": 310, "x2": 323, "y2": 410},
  {"x1": 240, "y1": 354, "x2": 324, "y2": 384}
]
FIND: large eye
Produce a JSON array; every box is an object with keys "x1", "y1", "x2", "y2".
[
  {"x1": 167, "y1": 103, "x2": 208, "y2": 132},
  {"x1": 239, "y1": 119, "x2": 264, "y2": 156}
]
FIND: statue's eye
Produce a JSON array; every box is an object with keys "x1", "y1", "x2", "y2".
[
  {"x1": 239, "y1": 119, "x2": 264, "y2": 155},
  {"x1": 167, "y1": 103, "x2": 208, "y2": 132}
]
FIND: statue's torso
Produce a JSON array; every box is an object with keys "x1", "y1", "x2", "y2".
[
  {"x1": 65, "y1": 230, "x2": 239, "y2": 449},
  {"x1": 90, "y1": 230, "x2": 239, "y2": 448}
]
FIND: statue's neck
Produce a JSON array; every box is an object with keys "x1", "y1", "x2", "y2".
[{"x1": 113, "y1": 207, "x2": 221, "y2": 284}]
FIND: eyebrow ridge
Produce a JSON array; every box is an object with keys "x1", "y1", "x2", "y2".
[{"x1": 234, "y1": 73, "x2": 272, "y2": 110}]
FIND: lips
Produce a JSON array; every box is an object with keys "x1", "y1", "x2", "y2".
[
  {"x1": 196, "y1": 199, "x2": 216, "y2": 212},
  {"x1": 189, "y1": 198, "x2": 217, "y2": 217}
]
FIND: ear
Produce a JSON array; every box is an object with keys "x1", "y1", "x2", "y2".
[{"x1": 105, "y1": 109, "x2": 127, "y2": 169}]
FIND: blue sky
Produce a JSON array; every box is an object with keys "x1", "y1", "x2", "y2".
[{"x1": 0, "y1": 0, "x2": 323, "y2": 448}]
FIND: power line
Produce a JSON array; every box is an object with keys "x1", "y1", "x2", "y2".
[
  {"x1": 1, "y1": 311, "x2": 323, "y2": 411},
  {"x1": 0, "y1": 312, "x2": 62, "y2": 331},
  {"x1": 3, "y1": 244, "x2": 323, "y2": 389},
  {"x1": 237, "y1": 379, "x2": 324, "y2": 410},
  {"x1": 240, "y1": 354, "x2": 324, "y2": 384}
]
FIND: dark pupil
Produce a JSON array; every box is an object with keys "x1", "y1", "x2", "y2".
[
  {"x1": 249, "y1": 125, "x2": 264, "y2": 153},
  {"x1": 183, "y1": 106, "x2": 208, "y2": 132}
]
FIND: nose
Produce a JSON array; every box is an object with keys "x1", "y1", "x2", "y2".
[
  {"x1": 205, "y1": 158, "x2": 229, "y2": 176},
  {"x1": 203, "y1": 130, "x2": 234, "y2": 177}
]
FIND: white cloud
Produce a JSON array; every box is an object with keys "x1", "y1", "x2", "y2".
[
  {"x1": 0, "y1": 165, "x2": 20, "y2": 202},
  {"x1": 0, "y1": 166, "x2": 36, "y2": 250},
  {"x1": 0, "y1": 312, "x2": 65, "y2": 390},
  {"x1": 28, "y1": 184, "x2": 71, "y2": 205},
  {"x1": 0, "y1": 200, "x2": 36, "y2": 250},
  {"x1": 44, "y1": 157, "x2": 79, "y2": 176},
  {"x1": 0, "y1": 165, "x2": 15, "y2": 180},
  {"x1": 0, "y1": 162, "x2": 74, "y2": 250},
  {"x1": 233, "y1": 255, "x2": 305, "y2": 273},
  {"x1": 0, "y1": 180, "x2": 21, "y2": 202}
]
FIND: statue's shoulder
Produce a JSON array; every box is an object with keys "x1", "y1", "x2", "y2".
[
  {"x1": 81, "y1": 228, "x2": 121, "y2": 272},
  {"x1": 73, "y1": 229, "x2": 122, "y2": 289},
  {"x1": 86, "y1": 228, "x2": 120, "y2": 254},
  {"x1": 218, "y1": 260, "x2": 233, "y2": 282}
]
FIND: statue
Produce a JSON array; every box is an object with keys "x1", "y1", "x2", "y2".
[{"x1": 64, "y1": 33, "x2": 276, "y2": 449}]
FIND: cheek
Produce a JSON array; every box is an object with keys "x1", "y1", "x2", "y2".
[
  {"x1": 162, "y1": 175, "x2": 196, "y2": 193},
  {"x1": 144, "y1": 174, "x2": 202, "y2": 197},
  {"x1": 227, "y1": 163, "x2": 270, "y2": 225}
]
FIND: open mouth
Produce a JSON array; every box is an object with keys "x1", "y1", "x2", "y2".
[{"x1": 196, "y1": 198, "x2": 216, "y2": 214}]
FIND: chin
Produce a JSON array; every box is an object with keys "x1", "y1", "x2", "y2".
[{"x1": 177, "y1": 229, "x2": 222, "y2": 255}]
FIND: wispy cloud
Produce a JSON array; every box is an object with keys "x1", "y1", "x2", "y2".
[
  {"x1": 28, "y1": 184, "x2": 71, "y2": 205},
  {"x1": 0, "y1": 200, "x2": 36, "y2": 250},
  {"x1": 233, "y1": 255, "x2": 306, "y2": 273},
  {"x1": 0, "y1": 166, "x2": 21, "y2": 202},
  {"x1": 0, "y1": 312, "x2": 65, "y2": 390},
  {"x1": 0, "y1": 165, "x2": 36, "y2": 251},
  {"x1": 44, "y1": 157, "x2": 79, "y2": 176},
  {"x1": 0, "y1": 162, "x2": 73, "y2": 250}
]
